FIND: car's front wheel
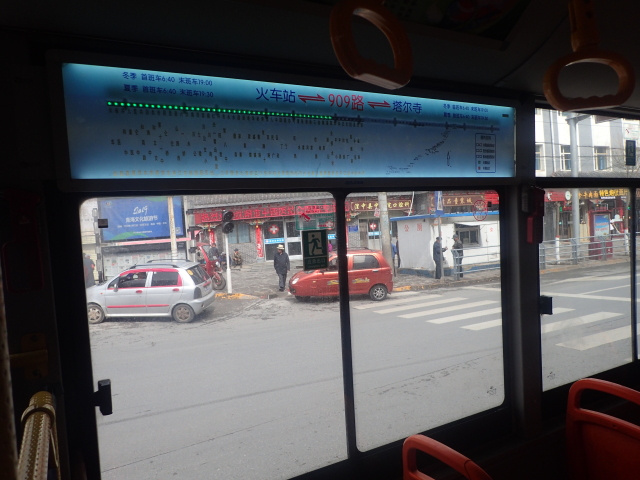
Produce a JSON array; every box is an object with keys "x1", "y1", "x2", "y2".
[
  {"x1": 87, "y1": 304, "x2": 105, "y2": 324},
  {"x1": 369, "y1": 284, "x2": 388, "y2": 301},
  {"x1": 173, "y1": 304, "x2": 196, "y2": 323}
]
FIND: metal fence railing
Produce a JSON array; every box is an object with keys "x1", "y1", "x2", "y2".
[
  {"x1": 539, "y1": 234, "x2": 630, "y2": 270},
  {"x1": 450, "y1": 246, "x2": 501, "y2": 280}
]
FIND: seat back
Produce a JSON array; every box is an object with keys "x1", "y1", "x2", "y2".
[
  {"x1": 403, "y1": 434, "x2": 493, "y2": 480},
  {"x1": 567, "y1": 378, "x2": 640, "y2": 480}
]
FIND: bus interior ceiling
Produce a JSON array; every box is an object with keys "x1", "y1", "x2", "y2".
[{"x1": 3, "y1": 1, "x2": 640, "y2": 480}]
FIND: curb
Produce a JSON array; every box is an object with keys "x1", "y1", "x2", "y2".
[
  {"x1": 392, "y1": 275, "x2": 499, "y2": 292},
  {"x1": 540, "y1": 258, "x2": 629, "y2": 275},
  {"x1": 214, "y1": 292, "x2": 260, "y2": 300}
]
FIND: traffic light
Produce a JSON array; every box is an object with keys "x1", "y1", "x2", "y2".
[{"x1": 222, "y1": 210, "x2": 234, "y2": 234}]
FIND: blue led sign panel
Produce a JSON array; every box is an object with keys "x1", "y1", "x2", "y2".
[{"x1": 61, "y1": 63, "x2": 515, "y2": 179}]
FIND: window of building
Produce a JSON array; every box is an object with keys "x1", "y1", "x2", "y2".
[
  {"x1": 595, "y1": 146, "x2": 609, "y2": 170},
  {"x1": 228, "y1": 222, "x2": 251, "y2": 243},
  {"x1": 561, "y1": 145, "x2": 571, "y2": 171},
  {"x1": 455, "y1": 225, "x2": 480, "y2": 245},
  {"x1": 535, "y1": 144, "x2": 542, "y2": 171}
]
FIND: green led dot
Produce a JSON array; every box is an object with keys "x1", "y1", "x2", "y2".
[{"x1": 126, "y1": 103, "x2": 130, "y2": 106}]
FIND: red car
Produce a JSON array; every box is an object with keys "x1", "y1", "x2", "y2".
[{"x1": 289, "y1": 249, "x2": 393, "y2": 301}]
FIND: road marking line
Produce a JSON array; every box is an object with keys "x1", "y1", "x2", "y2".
[
  {"x1": 427, "y1": 307, "x2": 502, "y2": 324},
  {"x1": 398, "y1": 300, "x2": 498, "y2": 319},
  {"x1": 542, "y1": 312, "x2": 620, "y2": 333},
  {"x1": 581, "y1": 284, "x2": 630, "y2": 295},
  {"x1": 375, "y1": 297, "x2": 466, "y2": 314},
  {"x1": 541, "y1": 292, "x2": 633, "y2": 302},
  {"x1": 557, "y1": 326, "x2": 631, "y2": 351},
  {"x1": 390, "y1": 291, "x2": 421, "y2": 297},
  {"x1": 543, "y1": 307, "x2": 575, "y2": 315},
  {"x1": 462, "y1": 319, "x2": 502, "y2": 330},
  {"x1": 354, "y1": 294, "x2": 440, "y2": 310},
  {"x1": 463, "y1": 286, "x2": 500, "y2": 292}
]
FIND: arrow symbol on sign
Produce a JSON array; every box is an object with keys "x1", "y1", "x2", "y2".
[
  {"x1": 299, "y1": 94, "x2": 325, "y2": 103},
  {"x1": 367, "y1": 101, "x2": 390, "y2": 109},
  {"x1": 300, "y1": 213, "x2": 311, "y2": 221}
]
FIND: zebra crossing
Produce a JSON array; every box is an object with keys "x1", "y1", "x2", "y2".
[{"x1": 353, "y1": 288, "x2": 633, "y2": 351}]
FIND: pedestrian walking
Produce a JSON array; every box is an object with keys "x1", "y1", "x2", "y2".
[
  {"x1": 452, "y1": 234, "x2": 463, "y2": 278},
  {"x1": 432, "y1": 237, "x2": 447, "y2": 279},
  {"x1": 274, "y1": 244, "x2": 290, "y2": 291}
]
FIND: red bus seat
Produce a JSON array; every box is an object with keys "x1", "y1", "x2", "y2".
[
  {"x1": 567, "y1": 378, "x2": 640, "y2": 480},
  {"x1": 403, "y1": 434, "x2": 493, "y2": 480}
]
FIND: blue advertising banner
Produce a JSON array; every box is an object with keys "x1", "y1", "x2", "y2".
[
  {"x1": 61, "y1": 63, "x2": 516, "y2": 180},
  {"x1": 99, "y1": 197, "x2": 184, "y2": 242}
]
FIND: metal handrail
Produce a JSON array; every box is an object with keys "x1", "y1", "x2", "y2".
[{"x1": 17, "y1": 391, "x2": 60, "y2": 480}]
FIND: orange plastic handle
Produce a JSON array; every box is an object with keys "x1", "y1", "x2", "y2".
[
  {"x1": 543, "y1": 48, "x2": 635, "y2": 111},
  {"x1": 330, "y1": 0, "x2": 413, "y2": 90},
  {"x1": 543, "y1": 0, "x2": 634, "y2": 111}
]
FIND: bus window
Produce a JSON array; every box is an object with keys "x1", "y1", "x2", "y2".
[
  {"x1": 346, "y1": 190, "x2": 504, "y2": 451},
  {"x1": 539, "y1": 188, "x2": 632, "y2": 390},
  {"x1": 80, "y1": 194, "x2": 347, "y2": 480}
]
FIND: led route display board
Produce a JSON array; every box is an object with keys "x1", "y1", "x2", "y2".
[{"x1": 61, "y1": 63, "x2": 515, "y2": 179}]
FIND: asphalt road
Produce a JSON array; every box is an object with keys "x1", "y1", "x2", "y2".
[{"x1": 88, "y1": 262, "x2": 637, "y2": 480}]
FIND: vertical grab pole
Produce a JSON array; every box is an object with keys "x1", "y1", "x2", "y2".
[{"x1": 0, "y1": 265, "x2": 18, "y2": 480}]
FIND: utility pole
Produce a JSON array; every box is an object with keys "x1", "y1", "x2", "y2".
[
  {"x1": 378, "y1": 192, "x2": 393, "y2": 268},
  {"x1": 567, "y1": 113, "x2": 590, "y2": 240},
  {"x1": 167, "y1": 196, "x2": 178, "y2": 260}
]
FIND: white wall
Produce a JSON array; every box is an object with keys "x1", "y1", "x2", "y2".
[
  {"x1": 396, "y1": 219, "x2": 454, "y2": 269},
  {"x1": 396, "y1": 217, "x2": 500, "y2": 269}
]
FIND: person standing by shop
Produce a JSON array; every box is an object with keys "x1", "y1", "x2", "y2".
[
  {"x1": 452, "y1": 234, "x2": 463, "y2": 279},
  {"x1": 391, "y1": 240, "x2": 398, "y2": 275},
  {"x1": 432, "y1": 237, "x2": 447, "y2": 279},
  {"x1": 274, "y1": 244, "x2": 290, "y2": 292},
  {"x1": 83, "y1": 253, "x2": 95, "y2": 288}
]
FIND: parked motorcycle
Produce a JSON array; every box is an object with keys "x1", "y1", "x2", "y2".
[{"x1": 211, "y1": 259, "x2": 227, "y2": 290}]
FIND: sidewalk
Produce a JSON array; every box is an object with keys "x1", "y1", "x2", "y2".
[{"x1": 214, "y1": 260, "x2": 501, "y2": 299}]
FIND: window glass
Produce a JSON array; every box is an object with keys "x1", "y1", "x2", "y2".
[
  {"x1": 229, "y1": 223, "x2": 251, "y2": 243},
  {"x1": 119, "y1": 271, "x2": 147, "y2": 288},
  {"x1": 539, "y1": 187, "x2": 632, "y2": 390},
  {"x1": 535, "y1": 144, "x2": 542, "y2": 171},
  {"x1": 535, "y1": 109, "x2": 639, "y2": 178},
  {"x1": 353, "y1": 255, "x2": 379, "y2": 270},
  {"x1": 151, "y1": 271, "x2": 179, "y2": 287},
  {"x1": 346, "y1": 191, "x2": 504, "y2": 451},
  {"x1": 81, "y1": 194, "x2": 345, "y2": 480}
]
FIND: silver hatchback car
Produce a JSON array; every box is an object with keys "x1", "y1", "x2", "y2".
[{"x1": 86, "y1": 260, "x2": 216, "y2": 324}]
